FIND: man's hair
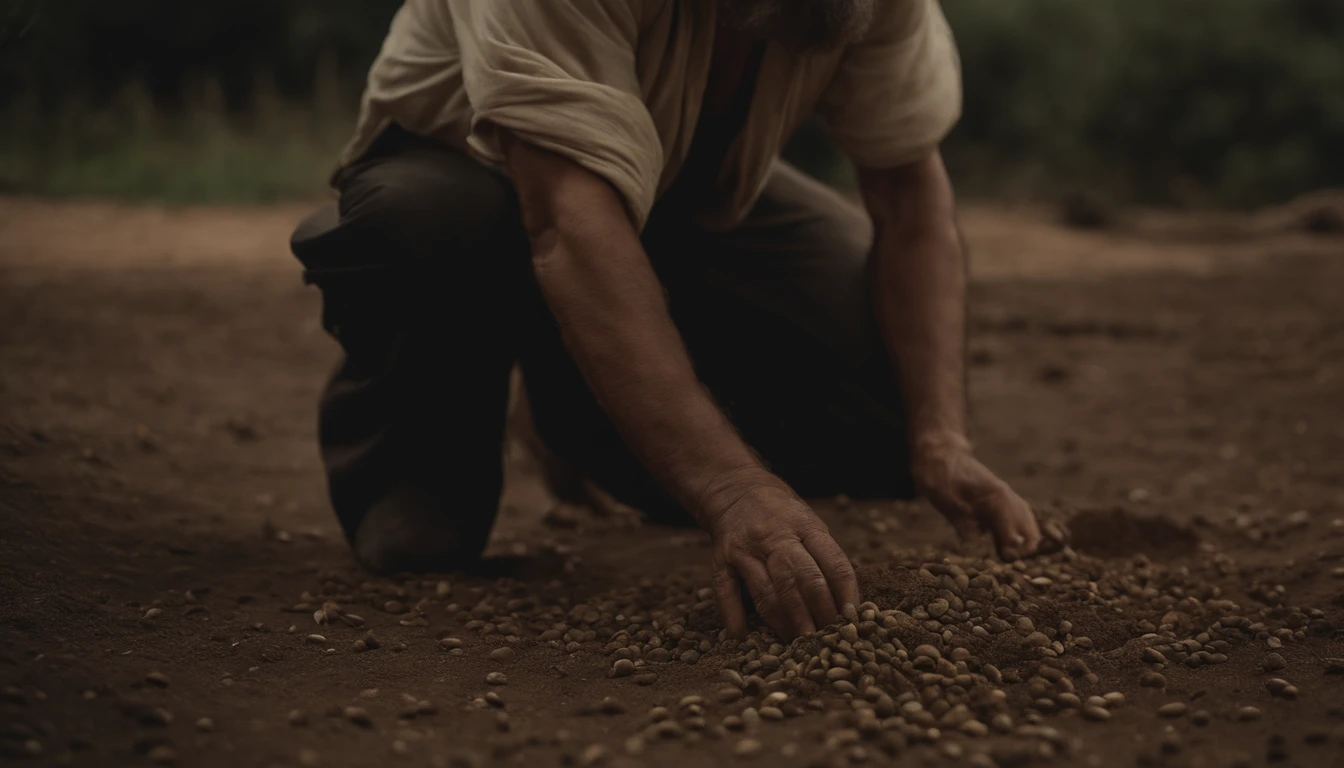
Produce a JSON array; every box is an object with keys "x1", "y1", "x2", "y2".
[{"x1": 719, "y1": 0, "x2": 877, "y2": 52}]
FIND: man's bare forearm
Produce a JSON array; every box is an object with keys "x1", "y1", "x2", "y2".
[
  {"x1": 503, "y1": 137, "x2": 775, "y2": 524},
  {"x1": 859, "y1": 154, "x2": 969, "y2": 454}
]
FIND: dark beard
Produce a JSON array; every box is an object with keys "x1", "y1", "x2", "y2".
[{"x1": 718, "y1": 0, "x2": 878, "y2": 53}]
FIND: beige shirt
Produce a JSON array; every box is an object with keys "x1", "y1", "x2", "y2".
[{"x1": 340, "y1": 0, "x2": 962, "y2": 231}]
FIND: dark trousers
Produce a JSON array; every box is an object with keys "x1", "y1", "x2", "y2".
[{"x1": 289, "y1": 127, "x2": 914, "y2": 566}]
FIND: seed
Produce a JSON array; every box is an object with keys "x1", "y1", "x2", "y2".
[
  {"x1": 1139, "y1": 672, "x2": 1166, "y2": 688},
  {"x1": 598, "y1": 698, "x2": 626, "y2": 715},
  {"x1": 288, "y1": 709, "x2": 308, "y2": 727},
  {"x1": 759, "y1": 707, "x2": 784, "y2": 721},
  {"x1": 305, "y1": 634, "x2": 326, "y2": 645},
  {"x1": 1142, "y1": 648, "x2": 1167, "y2": 665},
  {"x1": 489, "y1": 647, "x2": 516, "y2": 664},
  {"x1": 579, "y1": 744, "x2": 608, "y2": 766},
  {"x1": 913, "y1": 645, "x2": 941, "y2": 661},
  {"x1": 734, "y1": 738, "x2": 763, "y2": 758},
  {"x1": 144, "y1": 672, "x2": 170, "y2": 688},
  {"x1": 147, "y1": 745, "x2": 178, "y2": 765},
  {"x1": 485, "y1": 672, "x2": 508, "y2": 685},
  {"x1": 1236, "y1": 706, "x2": 1262, "y2": 721},
  {"x1": 383, "y1": 600, "x2": 407, "y2": 614},
  {"x1": 718, "y1": 687, "x2": 743, "y2": 703},
  {"x1": 1103, "y1": 692, "x2": 1125, "y2": 707},
  {"x1": 436, "y1": 581, "x2": 452, "y2": 599},
  {"x1": 611, "y1": 659, "x2": 636, "y2": 678},
  {"x1": 633, "y1": 672, "x2": 658, "y2": 686},
  {"x1": 144, "y1": 608, "x2": 163, "y2": 619},
  {"x1": 1158, "y1": 703, "x2": 1187, "y2": 718},
  {"x1": 1262, "y1": 653, "x2": 1287, "y2": 672},
  {"x1": 928, "y1": 599, "x2": 949, "y2": 618},
  {"x1": 1082, "y1": 706, "x2": 1111, "y2": 722},
  {"x1": 343, "y1": 707, "x2": 372, "y2": 727},
  {"x1": 960, "y1": 720, "x2": 989, "y2": 737},
  {"x1": 195, "y1": 717, "x2": 215, "y2": 732},
  {"x1": 1023, "y1": 632, "x2": 1051, "y2": 648},
  {"x1": 1191, "y1": 710, "x2": 1211, "y2": 726}
]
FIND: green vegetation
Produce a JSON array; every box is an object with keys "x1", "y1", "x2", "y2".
[{"x1": 2, "y1": 0, "x2": 1342, "y2": 206}]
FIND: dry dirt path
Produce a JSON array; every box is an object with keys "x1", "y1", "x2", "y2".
[{"x1": 1, "y1": 197, "x2": 1342, "y2": 768}]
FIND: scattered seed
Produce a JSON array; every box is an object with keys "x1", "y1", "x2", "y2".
[
  {"x1": 1158, "y1": 703, "x2": 1188, "y2": 718},
  {"x1": 734, "y1": 738, "x2": 763, "y2": 758}
]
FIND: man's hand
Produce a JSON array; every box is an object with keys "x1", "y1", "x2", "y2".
[
  {"x1": 705, "y1": 481, "x2": 860, "y2": 640},
  {"x1": 913, "y1": 434, "x2": 1041, "y2": 560}
]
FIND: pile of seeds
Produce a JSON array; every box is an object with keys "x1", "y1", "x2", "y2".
[{"x1": 285, "y1": 527, "x2": 1336, "y2": 764}]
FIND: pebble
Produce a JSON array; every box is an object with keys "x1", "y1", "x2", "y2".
[
  {"x1": 633, "y1": 672, "x2": 659, "y2": 686},
  {"x1": 1139, "y1": 672, "x2": 1167, "y2": 688},
  {"x1": 144, "y1": 608, "x2": 163, "y2": 619},
  {"x1": 1263, "y1": 653, "x2": 1287, "y2": 672},
  {"x1": 145, "y1": 672, "x2": 170, "y2": 688},
  {"x1": 344, "y1": 707, "x2": 372, "y2": 727},
  {"x1": 439, "y1": 637, "x2": 463, "y2": 650},
  {"x1": 1236, "y1": 706, "x2": 1262, "y2": 722},
  {"x1": 489, "y1": 647, "x2": 516, "y2": 664},
  {"x1": 485, "y1": 672, "x2": 508, "y2": 686},
  {"x1": 1082, "y1": 706, "x2": 1111, "y2": 722},
  {"x1": 610, "y1": 659, "x2": 635, "y2": 678}
]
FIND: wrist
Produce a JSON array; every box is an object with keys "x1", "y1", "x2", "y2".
[
  {"x1": 912, "y1": 428, "x2": 971, "y2": 459},
  {"x1": 690, "y1": 464, "x2": 783, "y2": 531}
]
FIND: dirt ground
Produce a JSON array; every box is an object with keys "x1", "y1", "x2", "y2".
[{"x1": 1, "y1": 196, "x2": 1342, "y2": 768}]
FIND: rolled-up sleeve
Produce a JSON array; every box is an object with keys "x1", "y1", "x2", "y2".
[
  {"x1": 817, "y1": 0, "x2": 962, "y2": 169},
  {"x1": 453, "y1": 0, "x2": 662, "y2": 230}
]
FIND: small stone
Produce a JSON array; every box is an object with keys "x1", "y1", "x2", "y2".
[
  {"x1": 1263, "y1": 653, "x2": 1287, "y2": 672},
  {"x1": 1142, "y1": 648, "x2": 1168, "y2": 665},
  {"x1": 485, "y1": 672, "x2": 508, "y2": 686},
  {"x1": 439, "y1": 637, "x2": 463, "y2": 650},
  {"x1": 913, "y1": 644, "x2": 941, "y2": 660},
  {"x1": 195, "y1": 717, "x2": 215, "y2": 732},
  {"x1": 734, "y1": 738, "x2": 763, "y2": 758},
  {"x1": 489, "y1": 647, "x2": 516, "y2": 664},
  {"x1": 145, "y1": 672, "x2": 170, "y2": 688},
  {"x1": 144, "y1": 608, "x2": 163, "y2": 619},
  {"x1": 147, "y1": 745, "x2": 177, "y2": 765},
  {"x1": 1158, "y1": 703, "x2": 1187, "y2": 718},
  {"x1": 1236, "y1": 706, "x2": 1262, "y2": 722},
  {"x1": 610, "y1": 659, "x2": 636, "y2": 678},
  {"x1": 633, "y1": 672, "x2": 658, "y2": 686},
  {"x1": 344, "y1": 707, "x2": 373, "y2": 727}
]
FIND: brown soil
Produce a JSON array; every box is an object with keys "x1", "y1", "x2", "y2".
[{"x1": 2, "y1": 197, "x2": 1343, "y2": 768}]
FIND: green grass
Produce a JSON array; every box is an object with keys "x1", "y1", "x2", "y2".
[{"x1": 0, "y1": 83, "x2": 354, "y2": 203}]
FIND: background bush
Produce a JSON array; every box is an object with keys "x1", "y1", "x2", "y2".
[{"x1": 2, "y1": 0, "x2": 1341, "y2": 205}]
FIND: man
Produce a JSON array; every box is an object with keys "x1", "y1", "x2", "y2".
[{"x1": 289, "y1": 0, "x2": 1041, "y2": 640}]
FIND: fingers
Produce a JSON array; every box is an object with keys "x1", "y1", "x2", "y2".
[
  {"x1": 802, "y1": 531, "x2": 861, "y2": 614},
  {"x1": 712, "y1": 562, "x2": 749, "y2": 639},
  {"x1": 734, "y1": 556, "x2": 792, "y2": 638},
  {"x1": 976, "y1": 488, "x2": 1042, "y2": 560},
  {"x1": 764, "y1": 544, "x2": 836, "y2": 638}
]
